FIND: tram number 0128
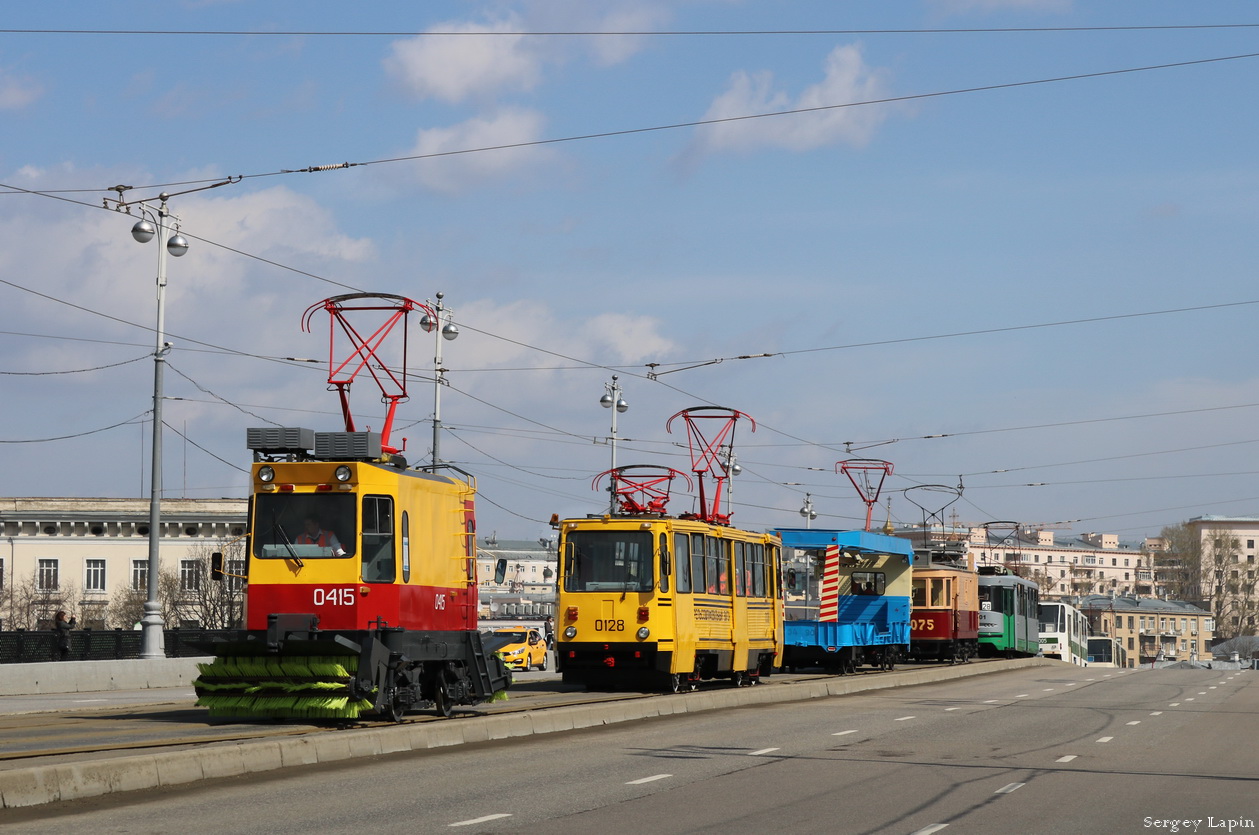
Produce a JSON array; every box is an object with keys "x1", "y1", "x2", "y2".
[{"x1": 594, "y1": 619, "x2": 625, "y2": 632}]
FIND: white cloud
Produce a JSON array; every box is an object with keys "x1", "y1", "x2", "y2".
[
  {"x1": 689, "y1": 44, "x2": 895, "y2": 156},
  {"x1": 401, "y1": 108, "x2": 552, "y2": 193},
  {"x1": 0, "y1": 69, "x2": 42, "y2": 110},
  {"x1": 577, "y1": 313, "x2": 676, "y2": 364},
  {"x1": 385, "y1": 19, "x2": 544, "y2": 104},
  {"x1": 383, "y1": 3, "x2": 669, "y2": 103}
]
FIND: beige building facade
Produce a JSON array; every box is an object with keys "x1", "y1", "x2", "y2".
[{"x1": 0, "y1": 497, "x2": 247, "y2": 630}]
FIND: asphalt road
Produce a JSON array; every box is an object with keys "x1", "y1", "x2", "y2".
[{"x1": 4, "y1": 665, "x2": 1255, "y2": 834}]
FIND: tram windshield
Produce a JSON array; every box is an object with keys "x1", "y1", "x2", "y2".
[
  {"x1": 253, "y1": 493, "x2": 357, "y2": 559},
  {"x1": 562, "y1": 530, "x2": 654, "y2": 593},
  {"x1": 1038, "y1": 603, "x2": 1065, "y2": 633}
]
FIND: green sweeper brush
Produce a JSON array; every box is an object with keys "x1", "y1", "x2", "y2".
[{"x1": 193, "y1": 655, "x2": 375, "y2": 720}]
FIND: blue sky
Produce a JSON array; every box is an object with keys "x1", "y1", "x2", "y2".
[{"x1": 3, "y1": 1, "x2": 1259, "y2": 545}]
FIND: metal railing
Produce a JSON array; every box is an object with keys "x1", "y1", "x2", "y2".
[{"x1": 0, "y1": 628, "x2": 231, "y2": 664}]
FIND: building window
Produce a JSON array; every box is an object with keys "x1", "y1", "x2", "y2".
[
  {"x1": 180, "y1": 560, "x2": 201, "y2": 593},
  {"x1": 132, "y1": 560, "x2": 148, "y2": 592},
  {"x1": 1128, "y1": 616, "x2": 1134, "y2": 630},
  {"x1": 85, "y1": 559, "x2": 106, "y2": 592},
  {"x1": 38, "y1": 559, "x2": 59, "y2": 590},
  {"x1": 227, "y1": 559, "x2": 246, "y2": 593}
]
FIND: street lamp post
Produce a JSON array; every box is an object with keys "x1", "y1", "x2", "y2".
[
  {"x1": 420, "y1": 292, "x2": 459, "y2": 467},
  {"x1": 799, "y1": 493, "x2": 817, "y2": 529},
  {"x1": 599, "y1": 376, "x2": 628, "y2": 513},
  {"x1": 130, "y1": 194, "x2": 189, "y2": 659}
]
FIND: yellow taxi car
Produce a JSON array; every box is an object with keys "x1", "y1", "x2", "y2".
[{"x1": 492, "y1": 626, "x2": 548, "y2": 672}]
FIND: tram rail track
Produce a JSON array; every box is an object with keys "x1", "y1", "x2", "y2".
[{"x1": 0, "y1": 662, "x2": 963, "y2": 770}]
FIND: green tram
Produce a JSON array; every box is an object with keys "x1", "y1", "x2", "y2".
[{"x1": 977, "y1": 566, "x2": 1040, "y2": 658}]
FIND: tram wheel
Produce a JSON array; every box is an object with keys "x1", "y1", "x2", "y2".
[{"x1": 433, "y1": 670, "x2": 456, "y2": 719}]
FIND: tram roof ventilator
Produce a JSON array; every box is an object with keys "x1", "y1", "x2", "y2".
[{"x1": 247, "y1": 426, "x2": 383, "y2": 463}]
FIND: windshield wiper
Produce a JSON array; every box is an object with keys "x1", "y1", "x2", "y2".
[{"x1": 274, "y1": 517, "x2": 304, "y2": 568}]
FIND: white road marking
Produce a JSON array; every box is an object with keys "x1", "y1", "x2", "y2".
[
  {"x1": 911, "y1": 825, "x2": 949, "y2": 835},
  {"x1": 895, "y1": 715, "x2": 916, "y2": 721},
  {"x1": 450, "y1": 815, "x2": 511, "y2": 827},
  {"x1": 1043, "y1": 688, "x2": 1055, "y2": 692},
  {"x1": 945, "y1": 707, "x2": 961, "y2": 711},
  {"x1": 1170, "y1": 702, "x2": 1180, "y2": 707},
  {"x1": 627, "y1": 774, "x2": 673, "y2": 785},
  {"x1": 1097, "y1": 736, "x2": 1113, "y2": 743},
  {"x1": 1186, "y1": 697, "x2": 1196, "y2": 701},
  {"x1": 1126, "y1": 721, "x2": 1141, "y2": 725},
  {"x1": 749, "y1": 748, "x2": 779, "y2": 756},
  {"x1": 1056, "y1": 755, "x2": 1077, "y2": 763},
  {"x1": 71, "y1": 699, "x2": 107, "y2": 703},
  {"x1": 995, "y1": 783, "x2": 1025, "y2": 794},
  {"x1": 984, "y1": 699, "x2": 1000, "y2": 703},
  {"x1": 1016, "y1": 694, "x2": 1029, "y2": 698},
  {"x1": 1150, "y1": 711, "x2": 1163, "y2": 716},
  {"x1": 833, "y1": 730, "x2": 859, "y2": 736}
]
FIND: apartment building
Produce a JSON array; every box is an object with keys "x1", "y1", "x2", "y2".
[{"x1": 1075, "y1": 593, "x2": 1214, "y2": 666}]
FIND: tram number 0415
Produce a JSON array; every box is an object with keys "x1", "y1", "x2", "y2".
[
  {"x1": 594, "y1": 619, "x2": 625, "y2": 632},
  {"x1": 314, "y1": 587, "x2": 355, "y2": 606}
]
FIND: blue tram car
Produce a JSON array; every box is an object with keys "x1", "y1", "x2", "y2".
[{"x1": 776, "y1": 528, "x2": 915, "y2": 674}]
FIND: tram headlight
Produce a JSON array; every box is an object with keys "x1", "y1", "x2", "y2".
[
  {"x1": 258, "y1": 466, "x2": 275, "y2": 483},
  {"x1": 563, "y1": 626, "x2": 577, "y2": 640},
  {"x1": 636, "y1": 627, "x2": 650, "y2": 640},
  {"x1": 334, "y1": 465, "x2": 352, "y2": 482}
]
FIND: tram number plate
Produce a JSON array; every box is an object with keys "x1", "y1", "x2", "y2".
[
  {"x1": 911, "y1": 618, "x2": 936, "y2": 631},
  {"x1": 595, "y1": 619, "x2": 625, "y2": 632},
  {"x1": 314, "y1": 588, "x2": 355, "y2": 606}
]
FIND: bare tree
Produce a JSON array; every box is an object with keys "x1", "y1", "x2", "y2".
[
  {"x1": 1158, "y1": 522, "x2": 1205, "y2": 605},
  {"x1": 1188, "y1": 527, "x2": 1259, "y2": 641},
  {"x1": 1, "y1": 570, "x2": 81, "y2": 631},
  {"x1": 172, "y1": 539, "x2": 246, "y2": 629},
  {"x1": 102, "y1": 538, "x2": 246, "y2": 630},
  {"x1": 104, "y1": 565, "x2": 181, "y2": 630}
]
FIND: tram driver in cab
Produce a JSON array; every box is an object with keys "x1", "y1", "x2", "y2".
[{"x1": 297, "y1": 515, "x2": 346, "y2": 557}]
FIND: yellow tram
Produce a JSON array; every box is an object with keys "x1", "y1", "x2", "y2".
[
  {"x1": 555, "y1": 408, "x2": 782, "y2": 692},
  {"x1": 556, "y1": 514, "x2": 782, "y2": 691}
]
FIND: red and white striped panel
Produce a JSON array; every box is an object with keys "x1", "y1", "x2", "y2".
[{"x1": 819, "y1": 544, "x2": 840, "y2": 622}]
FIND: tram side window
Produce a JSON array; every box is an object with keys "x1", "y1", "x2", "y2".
[
  {"x1": 929, "y1": 578, "x2": 950, "y2": 607},
  {"x1": 690, "y1": 534, "x2": 706, "y2": 594},
  {"x1": 912, "y1": 577, "x2": 926, "y2": 606},
  {"x1": 706, "y1": 536, "x2": 729, "y2": 594},
  {"x1": 851, "y1": 571, "x2": 884, "y2": 595},
  {"x1": 751, "y1": 543, "x2": 766, "y2": 598},
  {"x1": 674, "y1": 533, "x2": 692, "y2": 593},
  {"x1": 361, "y1": 495, "x2": 395, "y2": 583},
  {"x1": 734, "y1": 541, "x2": 746, "y2": 597},
  {"x1": 658, "y1": 533, "x2": 669, "y2": 593}
]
